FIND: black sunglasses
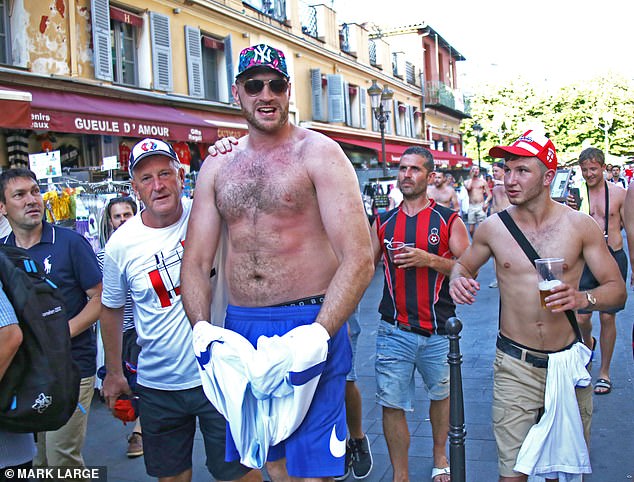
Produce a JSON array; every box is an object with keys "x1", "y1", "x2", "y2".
[{"x1": 242, "y1": 78, "x2": 288, "y2": 96}]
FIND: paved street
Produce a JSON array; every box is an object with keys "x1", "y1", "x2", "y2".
[{"x1": 84, "y1": 258, "x2": 634, "y2": 481}]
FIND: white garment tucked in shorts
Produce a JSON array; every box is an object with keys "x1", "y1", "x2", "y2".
[
  {"x1": 513, "y1": 342, "x2": 592, "y2": 480},
  {"x1": 193, "y1": 321, "x2": 329, "y2": 469}
]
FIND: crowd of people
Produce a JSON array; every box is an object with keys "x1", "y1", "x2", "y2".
[{"x1": 1, "y1": 42, "x2": 632, "y2": 482}]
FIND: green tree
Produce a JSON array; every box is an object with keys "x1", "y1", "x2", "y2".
[{"x1": 462, "y1": 73, "x2": 634, "y2": 166}]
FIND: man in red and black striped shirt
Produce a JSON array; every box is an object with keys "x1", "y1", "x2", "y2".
[{"x1": 371, "y1": 146, "x2": 470, "y2": 482}]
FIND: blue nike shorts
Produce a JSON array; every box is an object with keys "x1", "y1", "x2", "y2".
[{"x1": 224, "y1": 303, "x2": 351, "y2": 478}]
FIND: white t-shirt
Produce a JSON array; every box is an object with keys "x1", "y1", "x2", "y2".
[
  {"x1": 102, "y1": 199, "x2": 199, "y2": 390},
  {"x1": 0, "y1": 215, "x2": 11, "y2": 239}
]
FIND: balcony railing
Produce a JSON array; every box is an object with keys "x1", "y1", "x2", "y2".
[
  {"x1": 425, "y1": 81, "x2": 468, "y2": 114},
  {"x1": 369, "y1": 39, "x2": 377, "y2": 66},
  {"x1": 339, "y1": 23, "x2": 351, "y2": 53},
  {"x1": 244, "y1": 0, "x2": 287, "y2": 22},
  {"x1": 300, "y1": 2, "x2": 318, "y2": 38}
]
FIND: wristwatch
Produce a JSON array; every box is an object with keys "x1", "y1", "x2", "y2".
[{"x1": 584, "y1": 291, "x2": 597, "y2": 309}]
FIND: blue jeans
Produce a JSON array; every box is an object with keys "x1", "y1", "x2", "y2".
[{"x1": 375, "y1": 321, "x2": 449, "y2": 410}]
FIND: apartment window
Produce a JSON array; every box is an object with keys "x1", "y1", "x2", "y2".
[
  {"x1": 110, "y1": 13, "x2": 139, "y2": 86},
  {"x1": 185, "y1": 26, "x2": 234, "y2": 103},
  {"x1": 0, "y1": 0, "x2": 10, "y2": 64},
  {"x1": 202, "y1": 41, "x2": 220, "y2": 101}
]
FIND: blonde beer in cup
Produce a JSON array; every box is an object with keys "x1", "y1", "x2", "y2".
[{"x1": 535, "y1": 258, "x2": 564, "y2": 309}]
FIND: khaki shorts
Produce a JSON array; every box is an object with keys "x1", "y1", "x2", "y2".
[
  {"x1": 467, "y1": 203, "x2": 486, "y2": 224},
  {"x1": 492, "y1": 348, "x2": 592, "y2": 477}
]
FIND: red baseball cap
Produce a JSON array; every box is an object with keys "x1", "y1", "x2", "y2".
[{"x1": 489, "y1": 130, "x2": 558, "y2": 170}]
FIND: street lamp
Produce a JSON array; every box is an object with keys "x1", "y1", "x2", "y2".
[
  {"x1": 368, "y1": 80, "x2": 394, "y2": 176},
  {"x1": 472, "y1": 122, "x2": 483, "y2": 171}
]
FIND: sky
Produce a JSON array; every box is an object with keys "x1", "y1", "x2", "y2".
[{"x1": 333, "y1": 0, "x2": 634, "y2": 91}]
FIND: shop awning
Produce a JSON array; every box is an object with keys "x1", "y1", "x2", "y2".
[
  {"x1": 428, "y1": 149, "x2": 473, "y2": 169},
  {"x1": 331, "y1": 137, "x2": 415, "y2": 165},
  {"x1": 182, "y1": 108, "x2": 248, "y2": 140},
  {"x1": 0, "y1": 85, "x2": 32, "y2": 129},
  {"x1": 28, "y1": 87, "x2": 216, "y2": 143},
  {"x1": 331, "y1": 137, "x2": 472, "y2": 168}
]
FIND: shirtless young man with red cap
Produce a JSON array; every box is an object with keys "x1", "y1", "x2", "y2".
[{"x1": 449, "y1": 130, "x2": 625, "y2": 481}]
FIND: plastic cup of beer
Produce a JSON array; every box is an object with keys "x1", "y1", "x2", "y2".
[
  {"x1": 536, "y1": 258, "x2": 564, "y2": 309},
  {"x1": 387, "y1": 242, "x2": 415, "y2": 264}
]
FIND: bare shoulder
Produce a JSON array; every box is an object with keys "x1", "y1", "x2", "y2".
[
  {"x1": 198, "y1": 138, "x2": 246, "y2": 179},
  {"x1": 561, "y1": 202, "x2": 603, "y2": 230},
  {"x1": 297, "y1": 127, "x2": 351, "y2": 169},
  {"x1": 607, "y1": 181, "x2": 627, "y2": 204}
]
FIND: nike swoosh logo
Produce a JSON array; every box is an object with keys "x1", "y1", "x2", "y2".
[{"x1": 329, "y1": 424, "x2": 346, "y2": 458}]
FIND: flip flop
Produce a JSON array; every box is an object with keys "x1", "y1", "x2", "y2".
[
  {"x1": 594, "y1": 378, "x2": 612, "y2": 395},
  {"x1": 431, "y1": 466, "x2": 451, "y2": 481}
]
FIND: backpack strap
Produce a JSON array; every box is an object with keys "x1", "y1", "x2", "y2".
[{"x1": 497, "y1": 210, "x2": 583, "y2": 342}]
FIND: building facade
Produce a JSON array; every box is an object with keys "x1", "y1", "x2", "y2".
[{"x1": 0, "y1": 0, "x2": 471, "y2": 182}]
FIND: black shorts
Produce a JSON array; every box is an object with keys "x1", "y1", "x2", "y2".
[
  {"x1": 122, "y1": 328, "x2": 141, "y2": 368},
  {"x1": 578, "y1": 248, "x2": 628, "y2": 314},
  {"x1": 136, "y1": 384, "x2": 252, "y2": 479}
]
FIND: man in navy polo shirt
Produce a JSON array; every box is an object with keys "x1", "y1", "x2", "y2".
[{"x1": 0, "y1": 168, "x2": 102, "y2": 475}]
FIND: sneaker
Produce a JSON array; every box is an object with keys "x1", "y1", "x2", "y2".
[
  {"x1": 349, "y1": 434, "x2": 373, "y2": 479},
  {"x1": 126, "y1": 432, "x2": 143, "y2": 458},
  {"x1": 333, "y1": 443, "x2": 351, "y2": 481},
  {"x1": 489, "y1": 279, "x2": 498, "y2": 288}
]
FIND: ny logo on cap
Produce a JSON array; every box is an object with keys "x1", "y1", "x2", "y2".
[{"x1": 253, "y1": 45, "x2": 273, "y2": 63}]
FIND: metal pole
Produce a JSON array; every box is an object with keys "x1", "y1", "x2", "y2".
[
  {"x1": 380, "y1": 114, "x2": 388, "y2": 177},
  {"x1": 446, "y1": 316, "x2": 466, "y2": 482},
  {"x1": 477, "y1": 137, "x2": 481, "y2": 171}
]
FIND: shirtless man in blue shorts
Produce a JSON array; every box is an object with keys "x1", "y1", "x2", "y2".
[{"x1": 181, "y1": 44, "x2": 374, "y2": 482}]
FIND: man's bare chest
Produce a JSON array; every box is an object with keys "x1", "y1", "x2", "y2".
[{"x1": 215, "y1": 155, "x2": 313, "y2": 220}]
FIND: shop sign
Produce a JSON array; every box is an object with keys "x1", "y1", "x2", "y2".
[
  {"x1": 30, "y1": 107, "x2": 211, "y2": 143},
  {"x1": 217, "y1": 127, "x2": 247, "y2": 139}
]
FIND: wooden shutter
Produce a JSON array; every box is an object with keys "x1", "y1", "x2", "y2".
[
  {"x1": 327, "y1": 74, "x2": 344, "y2": 123},
  {"x1": 343, "y1": 81, "x2": 352, "y2": 126},
  {"x1": 150, "y1": 12, "x2": 172, "y2": 91},
  {"x1": 394, "y1": 100, "x2": 402, "y2": 136},
  {"x1": 224, "y1": 34, "x2": 234, "y2": 102},
  {"x1": 310, "y1": 68, "x2": 325, "y2": 121},
  {"x1": 91, "y1": 0, "x2": 112, "y2": 81},
  {"x1": 360, "y1": 87, "x2": 367, "y2": 129},
  {"x1": 404, "y1": 105, "x2": 412, "y2": 137},
  {"x1": 408, "y1": 105, "x2": 416, "y2": 137},
  {"x1": 185, "y1": 26, "x2": 204, "y2": 98}
]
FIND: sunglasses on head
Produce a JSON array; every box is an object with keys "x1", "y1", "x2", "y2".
[{"x1": 242, "y1": 78, "x2": 289, "y2": 96}]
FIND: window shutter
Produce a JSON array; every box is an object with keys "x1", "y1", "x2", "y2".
[
  {"x1": 394, "y1": 100, "x2": 402, "y2": 136},
  {"x1": 91, "y1": 0, "x2": 112, "y2": 81},
  {"x1": 404, "y1": 105, "x2": 412, "y2": 137},
  {"x1": 150, "y1": 12, "x2": 172, "y2": 91},
  {"x1": 310, "y1": 68, "x2": 325, "y2": 122},
  {"x1": 408, "y1": 105, "x2": 416, "y2": 137},
  {"x1": 372, "y1": 111, "x2": 378, "y2": 132},
  {"x1": 185, "y1": 26, "x2": 204, "y2": 98},
  {"x1": 343, "y1": 82, "x2": 352, "y2": 126},
  {"x1": 385, "y1": 107, "x2": 392, "y2": 135},
  {"x1": 360, "y1": 87, "x2": 367, "y2": 129},
  {"x1": 327, "y1": 74, "x2": 344, "y2": 123},
  {"x1": 224, "y1": 34, "x2": 234, "y2": 101}
]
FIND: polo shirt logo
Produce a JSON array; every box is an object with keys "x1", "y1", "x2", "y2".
[{"x1": 43, "y1": 255, "x2": 52, "y2": 274}]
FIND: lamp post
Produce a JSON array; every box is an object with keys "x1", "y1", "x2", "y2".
[
  {"x1": 472, "y1": 122, "x2": 483, "y2": 171},
  {"x1": 368, "y1": 80, "x2": 394, "y2": 176}
]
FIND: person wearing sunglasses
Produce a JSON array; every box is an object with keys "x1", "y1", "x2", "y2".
[{"x1": 182, "y1": 44, "x2": 374, "y2": 482}]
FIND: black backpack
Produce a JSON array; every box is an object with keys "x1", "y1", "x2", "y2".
[{"x1": 0, "y1": 245, "x2": 81, "y2": 433}]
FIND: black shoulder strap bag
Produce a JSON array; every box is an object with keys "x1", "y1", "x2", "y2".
[{"x1": 497, "y1": 209, "x2": 583, "y2": 342}]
